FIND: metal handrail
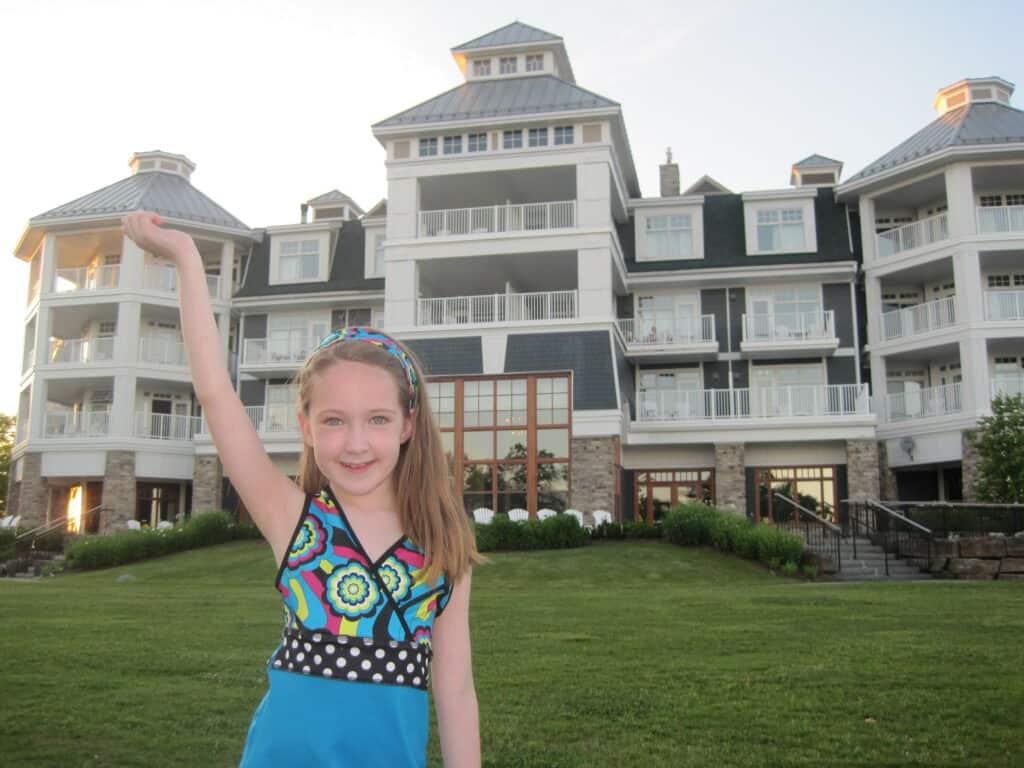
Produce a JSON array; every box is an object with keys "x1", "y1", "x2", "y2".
[
  {"x1": 867, "y1": 500, "x2": 933, "y2": 535},
  {"x1": 841, "y1": 499, "x2": 933, "y2": 576},
  {"x1": 774, "y1": 492, "x2": 842, "y2": 572},
  {"x1": 15, "y1": 504, "x2": 106, "y2": 544}
]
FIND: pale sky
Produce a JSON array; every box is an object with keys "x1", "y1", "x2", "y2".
[{"x1": 1, "y1": 0, "x2": 1022, "y2": 414}]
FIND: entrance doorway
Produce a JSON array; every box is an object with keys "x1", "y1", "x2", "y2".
[
  {"x1": 755, "y1": 466, "x2": 837, "y2": 524},
  {"x1": 634, "y1": 469, "x2": 714, "y2": 524},
  {"x1": 136, "y1": 483, "x2": 181, "y2": 527}
]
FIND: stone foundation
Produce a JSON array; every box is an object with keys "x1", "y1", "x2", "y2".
[
  {"x1": 900, "y1": 534, "x2": 1024, "y2": 580},
  {"x1": 570, "y1": 436, "x2": 618, "y2": 517},
  {"x1": 5, "y1": 477, "x2": 19, "y2": 519},
  {"x1": 193, "y1": 456, "x2": 224, "y2": 513},
  {"x1": 714, "y1": 443, "x2": 745, "y2": 516},
  {"x1": 845, "y1": 439, "x2": 880, "y2": 502},
  {"x1": 961, "y1": 431, "x2": 980, "y2": 502},
  {"x1": 14, "y1": 453, "x2": 45, "y2": 528},
  {"x1": 101, "y1": 451, "x2": 136, "y2": 533},
  {"x1": 877, "y1": 442, "x2": 898, "y2": 501}
]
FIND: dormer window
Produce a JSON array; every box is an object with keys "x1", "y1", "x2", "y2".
[
  {"x1": 472, "y1": 59, "x2": 491, "y2": 77},
  {"x1": 743, "y1": 192, "x2": 818, "y2": 255},
  {"x1": 553, "y1": 126, "x2": 574, "y2": 145},
  {"x1": 526, "y1": 54, "x2": 543, "y2": 72},
  {"x1": 277, "y1": 240, "x2": 320, "y2": 282},
  {"x1": 419, "y1": 137, "x2": 438, "y2": 157},
  {"x1": 528, "y1": 128, "x2": 548, "y2": 147},
  {"x1": 503, "y1": 130, "x2": 523, "y2": 149},
  {"x1": 468, "y1": 133, "x2": 488, "y2": 152},
  {"x1": 443, "y1": 135, "x2": 463, "y2": 155},
  {"x1": 757, "y1": 209, "x2": 805, "y2": 251},
  {"x1": 500, "y1": 56, "x2": 517, "y2": 75}
]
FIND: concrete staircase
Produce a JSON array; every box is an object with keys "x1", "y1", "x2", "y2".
[{"x1": 827, "y1": 536, "x2": 928, "y2": 582}]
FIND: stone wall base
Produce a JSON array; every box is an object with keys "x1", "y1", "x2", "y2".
[
  {"x1": 845, "y1": 439, "x2": 880, "y2": 501},
  {"x1": 900, "y1": 534, "x2": 1024, "y2": 580},
  {"x1": 193, "y1": 456, "x2": 224, "y2": 513},
  {"x1": 101, "y1": 451, "x2": 136, "y2": 534},
  {"x1": 570, "y1": 436, "x2": 618, "y2": 517},
  {"x1": 877, "y1": 442, "x2": 899, "y2": 502},
  {"x1": 714, "y1": 443, "x2": 745, "y2": 517},
  {"x1": 13, "y1": 453, "x2": 45, "y2": 528},
  {"x1": 961, "y1": 431, "x2": 980, "y2": 502}
]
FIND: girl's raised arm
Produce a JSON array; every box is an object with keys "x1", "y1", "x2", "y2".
[{"x1": 123, "y1": 212, "x2": 304, "y2": 564}]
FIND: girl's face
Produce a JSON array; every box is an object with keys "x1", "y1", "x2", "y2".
[{"x1": 299, "y1": 360, "x2": 414, "y2": 509}]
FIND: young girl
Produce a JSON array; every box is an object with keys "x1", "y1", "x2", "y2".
[{"x1": 122, "y1": 211, "x2": 482, "y2": 767}]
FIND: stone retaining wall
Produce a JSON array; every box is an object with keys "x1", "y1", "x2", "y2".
[{"x1": 899, "y1": 534, "x2": 1024, "y2": 580}]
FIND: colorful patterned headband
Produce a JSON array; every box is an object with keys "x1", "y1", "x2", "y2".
[{"x1": 314, "y1": 327, "x2": 419, "y2": 412}]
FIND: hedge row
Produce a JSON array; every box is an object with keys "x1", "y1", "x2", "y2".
[
  {"x1": 65, "y1": 512, "x2": 262, "y2": 571},
  {"x1": 662, "y1": 502, "x2": 803, "y2": 568},
  {"x1": 474, "y1": 513, "x2": 587, "y2": 552}
]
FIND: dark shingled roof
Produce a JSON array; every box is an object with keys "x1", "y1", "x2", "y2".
[
  {"x1": 847, "y1": 102, "x2": 1024, "y2": 183},
  {"x1": 374, "y1": 75, "x2": 617, "y2": 128},
  {"x1": 31, "y1": 170, "x2": 249, "y2": 230},
  {"x1": 451, "y1": 21, "x2": 561, "y2": 52}
]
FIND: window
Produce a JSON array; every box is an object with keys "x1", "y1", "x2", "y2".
[
  {"x1": 418, "y1": 138, "x2": 438, "y2": 157},
  {"x1": 472, "y1": 59, "x2": 491, "y2": 77},
  {"x1": 748, "y1": 286, "x2": 822, "y2": 340},
  {"x1": 989, "y1": 274, "x2": 1011, "y2": 288},
  {"x1": 752, "y1": 363, "x2": 826, "y2": 417},
  {"x1": 268, "y1": 313, "x2": 329, "y2": 361},
  {"x1": 278, "y1": 239, "x2": 320, "y2": 282},
  {"x1": 525, "y1": 54, "x2": 543, "y2": 72},
  {"x1": 635, "y1": 470, "x2": 714, "y2": 524},
  {"x1": 553, "y1": 126, "x2": 574, "y2": 145},
  {"x1": 265, "y1": 383, "x2": 300, "y2": 433},
  {"x1": 980, "y1": 195, "x2": 1003, "y2": 207},
  {"x1": 429, "y1": 375, "x2": 572, "y2": 516},
  {"x1": 645, "y1": 214, "x2": 693, "y2": 259},
  {"x1": 755, "y1": 466, "x2": 836, "y2": 524},
  {"x1": 468, "y1": 133, "x2": 487, "y2": 152},
  {"x1": 443, "y1": 135, "x2": 462, "y2": 155},
  {"x1": 499, "y1": 56, "x2": 517, "y2": 74},
  {"x1": 1008, "y1": 194, "x2": 1024, "y2": 206},
  {"x1": 634, "y1": 293, "x2": 700, "y2": 343},
  {"x1": 757, "y1": 208, "x2": 806, "y2": 251},
  {"x1": 528, "y1": 128, "x2": 548, "y2": 147},
  {"x1": 638, "y1": 369, "x2": 702, "y2": 420},
  {"x1": 503, "y1": 130, "x2": 523, "y2": 149},
  {"x1": 374, "y1": 234, "x2": 385, "y2": 276}
]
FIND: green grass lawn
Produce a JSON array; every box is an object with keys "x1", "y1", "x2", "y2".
[{"x1": 1, "y1": 540, "x2": 1022, "y2": 767}]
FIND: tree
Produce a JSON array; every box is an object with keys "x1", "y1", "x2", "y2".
[
  {"x1": 972, "y1": 394, "x2": 1024, "y2": 503},
  {"x1": 0, "y1": 414, "x2": 15, "y2": 514}
]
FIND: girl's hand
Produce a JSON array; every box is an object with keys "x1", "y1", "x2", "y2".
[{"x1": 122, "y1": 211, "x2": 197, "y2": 263}]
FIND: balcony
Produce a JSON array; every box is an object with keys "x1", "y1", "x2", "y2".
[
  {"x1": 884, "y1": 383, "x2": 962, "y2": 422},
  {"x1": 617, "y1": 316, "x2": 717, "y2": 361},
  {"x1": 992, "y1": 373, "x2": 1024, "y2": 400},
  {"x1": 133, "y1": 412, "x2": 200, "y2": 440},
  {"x1": 637, "y1": 384, "x2": 869, "y2": 422},
  {"x1": 876, "y1": 213, "x2": 949, "y2": 258},
  {"x1": 44, "y1": 409, "x2": 110, "y2": 437},
  {"x1": 48, "y1": 337, "x2": 115, "y2": 365},
  {"x1": 985, "y1": 290, "x2": 1024, "y2": 321},
  {"x1": 418, "y1": 201, "x2": 576, "y2": 238},
  {"x1": 242, "y1": 336, "x2": 320, "y2": 366},
  {"x1": 200, "y1": 405, "x2": 299, "y2": 438},
  {"x1": 977, "y1": 205, "x2": 1024, "y2": 235},
  {"x1": 139, "y1": 336, "x2": 188, "y2": 366},
  {"x1": 144, "y1": 265, "x2": 220, "y2": 296},
  {"x1": 881, "y1": 296, "x2": 957, "y2": 341},
  {"x1": 54, "y1": 265, "x2": 119, "y2": 293},
  {"x1": 740, "y1": 311, "x2": 838, "y2": 357},
  {"x1": 417, "y1": 290, "x2": 578, "y2": 327}
]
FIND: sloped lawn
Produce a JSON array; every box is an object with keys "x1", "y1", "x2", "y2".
[{"x1": 0, "y1": 540, "x2": 1022, "y2": 767}]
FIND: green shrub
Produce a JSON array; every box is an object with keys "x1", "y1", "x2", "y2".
[
  {"x1": 780, "y1": 561, "x2": 799, "y2": 578},
  {"x1": 663, "y1": 502, "x2": 716, "y2": 545},
  {"x1": 768, "y1": 557, "x2": 782, "y2": 572},
  {"x1": 474, "y1": 513, "x2": 586, "y2": 552},
  {"x1": 0, "y1": 528, "x2": 15, "y2": 561},
  {"x1": 589, "y1": 521, "x2": 625, "y2": 540},
  {"x1": 622, "y1": 522, "x2": 662, "y2": 539},
  {"x1": 537, "y1": 514, "x2": 586, "y2": 548},
  {"x1": 802, "y1": 563, "x2": 818, "y2": 580}
]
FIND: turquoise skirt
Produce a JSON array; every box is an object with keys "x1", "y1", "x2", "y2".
[{"x1": 239, "y1": 668, "x2": 429, "y2": 767}]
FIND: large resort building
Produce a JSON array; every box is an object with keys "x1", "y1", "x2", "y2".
[{"x1": 6, "y1": 23, "x2": 1024, "y2": 533}]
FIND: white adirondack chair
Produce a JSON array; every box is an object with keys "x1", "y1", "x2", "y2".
[
  {"x1": 537, "y1": 508, "x2": 557, "y2": 520},
  {"x1": 565, "y1": 509, "x2": 584, "y2": 526},
  {"x1": 125, "y1": 520, "x2": 142, "y2": 531},
  {"x1": 592, "y1": 510, "x2": 613, "y2": 527},
  {"x1": 507, "y1": 508, "x2": 529, "y2": 522},
  {"x1": 472, "y1": 507, "x2": 494, "y2": 525},
  {"x1": 157, "y1": 520, "x2": 173, "y2": 530}
]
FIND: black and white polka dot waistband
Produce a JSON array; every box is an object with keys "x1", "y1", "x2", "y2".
[{"x1": 269, "y1": 630, "x2": 432, "y2": 691}]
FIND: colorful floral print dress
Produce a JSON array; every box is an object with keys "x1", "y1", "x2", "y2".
[{"x1": 240, "y1": 489, "x2": 452, "y2": 767}]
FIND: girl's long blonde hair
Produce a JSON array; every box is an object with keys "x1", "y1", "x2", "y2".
[{"x1": 296, "y1": 333, "x2": 481, "y2": 583}]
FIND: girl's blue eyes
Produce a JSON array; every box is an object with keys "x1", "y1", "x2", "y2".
[{"x1": 322, "y1": 416, "x2": 390, "y2": 426}]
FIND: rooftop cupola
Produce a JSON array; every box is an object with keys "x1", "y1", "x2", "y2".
[
  {"x1": 933, "y1": 77, "x2": 1014, "y2": 116},
  {"x1": 790, "y1": 154, "x2": 843, "y2": 187},
  {"x1": 128, "y1": 150, "x2": 196, "y2": 181},
  {"x1": 450, "y1": 21, "x2": 574, "y2": 83}
]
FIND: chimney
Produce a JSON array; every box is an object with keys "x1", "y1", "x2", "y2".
[{"x1": 659, "y1": 147, "x2": 680, "y2": 197}]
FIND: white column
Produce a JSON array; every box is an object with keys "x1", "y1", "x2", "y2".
[
  {"x1": 953, "y1": 248, "x2": 983, "y2": 324},
  {"x1": 28, "y1": 377, "x2": 48, "y2": 439},
  {"x1": 33, "y1": 305, "x2": 52, "y2": 368},
  {"x1": 386, "y1": 177, "x2": 419, "y2": 240},
  {"x1": 117, "y1": 301, "x2": 142, "y2": 364},
  {"x1": 219, "y1": 240, "x2": 235, "y2": 300},
  {"x1": 120, "y1": 235, "x2": 145, "y2": 290},
  {"x1": 110, "y1": 373, "x2": 136, "y2": 437},
  {"x1": 959, "y1": 335, "x2": 989, "y2": 417},
  {"x1": 857, "y1": 196, "x2": 877, "y2": 265},
  {"x1": 870, "y1": 351, "x2": 888, "y2": 423},
  {"x1": 863, "y1": 274, "x2": 883, "y2": 347},
  {"x1": 40, "y1": 234, "x2": 58, "y2": 295},
  {"x1": 577, "y1": 247, "x2": 613, "y2": 321},
  {"x1": 944, "y1": 163, "x2": 976, "y2": 238},
  {"x1": 385, "y1": 258, "x2": 418, "y2": 330},
  {"x1": 576, "y1": 162, "x2": 611, "y2": 228}
]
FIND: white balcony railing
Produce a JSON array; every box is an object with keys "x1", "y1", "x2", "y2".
[
  {"x1": 198, "y1": 405, "x2": 300, "y2": 438},
  {"x1": 418, "y1": 200, "x2": 576, "y2": 238},
  {"x1": 876, "y1": 213, "x2": 949, "y2": 258},
  {"x1": 48, "y1": 336, "x2": 115, "y2": 364},
  {"x1": 417, "y1": 290, "x2": 578, "y2": 326},
  {"x1": 133, "y1": 412, "x2": 201, "y2": 440},
  {"x1": 242, "y1": 336, "x2": 321, "y2": 365},
  {"x1": 881, "y1": 296, "x2": 957, "y2": 340},
  {"x1": 617, "y1": 315, "x2": 716, "y2": 346},
  {"x1": 54, "y1": 265, "x2": 120, "y2": 292},
  {"x1": 742, "y1": 311, "x2": 835, "y2": 344},
  {"x1": 885, "y1": 383, "x2": 962, "y2": 422},
  {"x1": 985, "y1": 290, "x2": 1024, "y2": 321},
  {"x1": 44, "y1": 410, "x2": 111, "y2": 437},
  {"x1": 992, "y1": 374, "x2": 1024, "y2": 400},
  {"x1": 637, "y1": 384, "x2": 868, "y2": 421},
  {"x1": 139, "y1": 335, "x2": 188, "y2": 366},
  {"x1": 977, "y1": 205, "x2": 1024, "y2": 234},
  {"x1": 144, "y1": 265, "x2": 220, "y2": 296}
]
